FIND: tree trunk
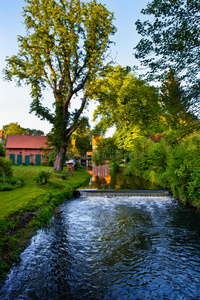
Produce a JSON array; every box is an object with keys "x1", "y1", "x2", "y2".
[{"x1": 54, "y1": 146, "x2": 66, "y2": 171}]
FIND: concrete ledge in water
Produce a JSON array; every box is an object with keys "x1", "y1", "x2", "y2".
[{"x1": 78, "y1": 189, "x2": 169, "y2": 197}]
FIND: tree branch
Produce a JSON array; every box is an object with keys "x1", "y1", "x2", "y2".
[
  {"x1": 46, "y1": 49, "x2": 57, "y2": 91},
  {"x1": 75, "y1": 87, "x2": 88, "y2": 120}
]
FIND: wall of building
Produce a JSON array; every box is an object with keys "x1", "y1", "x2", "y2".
[{"x1": 6, "y1": 148, "x2": 48, "y2": 165}]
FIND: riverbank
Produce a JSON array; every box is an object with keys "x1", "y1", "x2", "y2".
[{"x1": 0, "y1": 165, "x2": 91, "y2": 284}]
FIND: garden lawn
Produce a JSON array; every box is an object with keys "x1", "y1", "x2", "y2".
[
  {"x1": 0, "y1": 165, "x2": 91, "y2": 283},
  {"x1": 0, "y1": 165, "x2": 90, "y2": 220}
]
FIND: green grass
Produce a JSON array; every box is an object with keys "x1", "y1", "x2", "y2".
[
  {"x1": 0, "y1": 165, "x2": 90, "y2": 220},
  {"x1": 0, "y1": 165, "x2": 91, "y2": 283}
]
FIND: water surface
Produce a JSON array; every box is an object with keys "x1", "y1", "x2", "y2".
[
  {"x1": 85, "y1": 165, "x2": 162, "y2": 190},
  {"x1": 1, "y1": 195, "x2": 200, "y2": 299}
]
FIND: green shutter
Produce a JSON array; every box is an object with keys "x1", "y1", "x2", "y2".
[
  {"x1": 9, "y1": 154, "x2": 15, "y2": 165},
  {"x1": 35, "y1": 154, "x2": 41, "y2": 166},
  {"x1": 17, "y1": 154, "x2": 22, "y2": 165},
  {"x1": 25, "y1": 155, "x2": 30, "y2": 166}
]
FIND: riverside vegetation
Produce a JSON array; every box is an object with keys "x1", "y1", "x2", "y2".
[
  {"x1": 0, "y1": 163, "x2": 90, "y2": 284},
  {"x1": 92, "y1": 132, "x2": 200, "y2": 208},
  {"x1": 124, "y1": 133, "x2": 200, "y2": 207}
]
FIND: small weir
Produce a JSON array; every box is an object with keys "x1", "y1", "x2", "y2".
[{"x1": 78, "y1": 189, "x2": 169, "y2": 197}]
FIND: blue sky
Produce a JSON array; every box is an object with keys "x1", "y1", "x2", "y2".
[{"x1": 0, "y1": 0, "x2": 149, "y2": 134}]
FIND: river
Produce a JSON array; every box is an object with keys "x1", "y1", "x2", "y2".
[{"x1": 1, "y1": 170, "x2": 200, "y2": 299}]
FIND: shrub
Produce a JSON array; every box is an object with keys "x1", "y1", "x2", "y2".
[
  {"x1": 0, "y1": 182, "x2": 14, "y2": 191},
  {"x1": 0, "y1": 144, "x2": 6, "y2": 157},
  {"x1": 35, "y1": 170, "x2": 50, "y2": 185},
  {"x1": 0, "y1": 157, "x2": 12, "y2": 178}
]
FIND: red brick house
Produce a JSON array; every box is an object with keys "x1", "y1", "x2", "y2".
[{"x1": 5, "y1": 135, "x2": 51, "y2": 165}]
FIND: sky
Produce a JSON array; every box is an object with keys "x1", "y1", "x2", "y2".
[{"x1": 0, "y1": 0, "x2": 149, "y2": 135}]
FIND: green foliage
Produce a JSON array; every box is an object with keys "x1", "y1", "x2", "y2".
[
  {"x1": 3, "y1": 122, "x2": 28, "y2": 139},
  {"x1": 109, "y1": 161, "x2": 120, "y2": 173},
  {"x1": 0, "y1": 182, "x2": 14, "y2": 191},
  {"x1": 45, "y1": 150, "x2": 58, "y2": 167},
  {"x1": 90, "y1": 66, "x2": 199, "y2": 150},
  {"x1": 90, "y1": 66, "x2": 162, "y2": 150},
  {"x1": 0, "y1": 165, "x2": 90, "y2": 283},
  {"x1": 23, "y1": 128, "x2": 44, "y2": 136},
  {"x1": 160, "y1": 69, "x2": 199, "y2": 142},
  {"x1": 0, "y1": 175, "x2": 24, "y2": 191},
  {"x1": 92, "y1": 137, "x2": 124, "y2": 166},
  {"x1": 72, "y1": 117, "x2": 92, "y2": 156},
  {"x1": 35, "y1": 170, "x2": 50, "y2": 185},
  {"x1": 75, "y1": 135, "x2": 92, "y2": 156},
  {"x1": 125, "y1": 137, "x2": 155, "y2": 178},
  {"x1": 126, "y1": 133, "x2": 200, "y2": 206},
  {"x1": 0, "y1": 148, "x2": 23, "y2": 191},
  {"x1": 0, "y1": 144, "x2": 5, "y2": 157},
  {"x1": 0, "y1": 157, "x2": 12, "y2": 178},
  {"x1": 76, "y1": 161, "x2": 84, "y2": 170},
  {"x1": 4, "y1": 0, "x2": 116, "y2": 171},
  {"x1": 135, "y1": 0, "x2": 200, "y2": 105}
]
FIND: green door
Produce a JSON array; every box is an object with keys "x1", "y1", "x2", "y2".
[
  {"x1": 35, "y1": 154, "x2": 41, "y2": 166},
  {"x1": 25, "y1": 155, "x2": 30, "y2": 166},
  {"x1": 9, "y1": 154, "x2": 15, "y2": 165},
  {"x1": 17, "y1": 154, "x2": 22, "y2": 165}
]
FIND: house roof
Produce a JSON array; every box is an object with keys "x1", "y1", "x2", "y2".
[{"x1": 5, "y1": 135, "x2": 50, "y2": 149}]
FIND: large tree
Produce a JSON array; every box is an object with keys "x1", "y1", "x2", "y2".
[
  {"x1": 90, "y1": 66, "x2": 162, "y2": 150},
  {"x1": 4, "y1": 0, "x2": 116, "y2": 170},
  {"x1": 134, "y1": 0, "x2": 200, "y2": 106}
]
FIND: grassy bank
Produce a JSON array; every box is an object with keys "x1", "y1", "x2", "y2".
[{"x1": 0, "y1": 165, "x2": 90, "y2": 283}]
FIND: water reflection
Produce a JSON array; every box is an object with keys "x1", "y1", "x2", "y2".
[{"x1": 86, "y1": 164, "x2": 161, "y2": 190}]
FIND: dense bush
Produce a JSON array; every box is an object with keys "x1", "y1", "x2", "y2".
[
  {"x1": 165, "y1": 134, "x2": 200, "y2": 205},
  {"x1": 0, "y1": 143, "x2": 6, "y2": 157},
  {"x1": 0, "y1": 157, "x2": 12, "y2": 178},
  {"x1": 126, "y1": 133, "x2": 200, "y2": 206},
  {"x1": 0, "y1": 143, "x2": 12, "y2": 178},
  {"x1": 35, "y1": 170, "x2": 50, "y2": 185},
  {"x1": 0, "y1": 144, "x2": 15, "y2": 191},
  {"x1": 0, "y1": 182, "x2": 14, "y2": 191}
]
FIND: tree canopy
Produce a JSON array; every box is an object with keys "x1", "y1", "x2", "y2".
[
  {"x1": 3, "y1": 122, "x2": 44, "y2": 139},
  {"x1": 89, "y1": 66, "x2": 199, "y2": 149},
  {"x1": 23, "y1": 128, "x2": 44, "y2": 136},
  {"x1": 90, "y1": 66, "x2": 162, "y2": 150},
  {"x1": 134, "y1": 0, "x2": 200, "y2": 106},
  {"x1": 160, "y1": 69, "x2": 199, "y2": 142},
  {"x1": 3, "y1": 123, "x2": 28, "y2": 139},
  {"x1": 4, "y1": 0, "x2": 116, "y2": 170}
]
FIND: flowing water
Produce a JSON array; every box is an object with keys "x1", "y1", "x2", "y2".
[{"x1": 1, "y1": 195, "x2": 200, "y2": 299}]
